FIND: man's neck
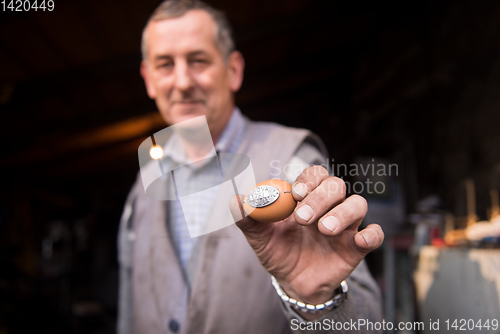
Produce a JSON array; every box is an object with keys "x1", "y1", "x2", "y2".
[
  {"x1": 182, "y1": 138, "x2": 216, "y2": 163},
  {"x1": 180, "y1": 108, "x2": 234, "y2": 162}
]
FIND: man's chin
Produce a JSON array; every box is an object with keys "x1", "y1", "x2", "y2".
[
  {"x1": 170, "y1": 104, "x2": 208, "y2": 124},
  {"x1": 171, "y1": 113, "x2": 213, "y2": 144}
]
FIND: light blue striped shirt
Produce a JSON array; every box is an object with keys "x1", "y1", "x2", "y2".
[{"x1": 162, "y1": 108, "x2": 246, "y2": 269}]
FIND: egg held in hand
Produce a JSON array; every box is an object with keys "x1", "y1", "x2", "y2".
[{"x1": 242, "y1": 179, "x2": 297, "y2": 223}]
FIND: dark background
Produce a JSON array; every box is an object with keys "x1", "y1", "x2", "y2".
[{"x1": 1, "y1": 0, "x2": 500, "y2": 332}]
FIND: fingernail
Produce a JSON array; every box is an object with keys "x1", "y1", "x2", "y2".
[
  {"x1": 292, "y1": 183, "x2": 308, "y2": 198},
  {"x1": 321, "y1": 216, "x2": 339, "y2": 233},
  {"x1": 295, "y1": 205, "x2": 314, "y2": 222},
  {"x1": 361, "y1": 233, "x2": 372, "y2": 245}
]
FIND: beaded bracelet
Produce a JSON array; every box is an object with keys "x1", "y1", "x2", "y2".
[{"x1": 271, "y1": 276, "x2": 348, "y2": 314}]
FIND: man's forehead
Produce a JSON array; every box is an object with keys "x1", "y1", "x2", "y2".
[{"x1": 146, "y1": 10, "x2": 218, "y2": 56}]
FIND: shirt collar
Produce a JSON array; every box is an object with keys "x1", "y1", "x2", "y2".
[
  {"x1": 162, "y1": 107, "x2": 245, "y2": 166},
  {"x1": 214, "y1": 107, "x2": 245, "y2": 154}
]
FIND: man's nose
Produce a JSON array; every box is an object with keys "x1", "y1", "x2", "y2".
[{"x1": 173, "y1": 61, "x2": 194, "y2": 91}]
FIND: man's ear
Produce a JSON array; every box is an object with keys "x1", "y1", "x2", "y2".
[
  {"x1": 228, "y1": 51, "x2": 245, "y2": 93},
  {"x1": 140, "y1": 60, "x2": 157, "y2": 99}
]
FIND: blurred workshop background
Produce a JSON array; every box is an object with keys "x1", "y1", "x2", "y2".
[{"x1": 1, "y1": 0, "x2": 500, "y2": 333}]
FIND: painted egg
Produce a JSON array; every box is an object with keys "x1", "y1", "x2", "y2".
[{"x1": 243, "y1": 179, "x2": 296, "y2": 223}]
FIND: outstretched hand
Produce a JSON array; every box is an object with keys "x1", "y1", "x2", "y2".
[{"x1": 230, "y1": 166, "x2": 384, "y2": 319}]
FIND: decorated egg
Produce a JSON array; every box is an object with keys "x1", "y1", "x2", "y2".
[{"x1": 243, "y1": 179, "x2": 297, "y2": 223}]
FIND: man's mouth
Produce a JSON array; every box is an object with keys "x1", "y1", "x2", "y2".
[{"x1": 173, "y1": 100, "x2": 204, "y2": 105}]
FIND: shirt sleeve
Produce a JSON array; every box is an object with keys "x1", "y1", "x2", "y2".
[{"x1": 278, "y1": 141, "x2": 384, "y2": 334}]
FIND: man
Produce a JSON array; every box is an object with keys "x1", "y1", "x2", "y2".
[{"x1": 118, "y1": 0, "x2": 385, "y2": 333}]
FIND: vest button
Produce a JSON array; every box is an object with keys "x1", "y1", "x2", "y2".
[{"x1": 168, "y1": 319, "x2": 180, "y2": 332}]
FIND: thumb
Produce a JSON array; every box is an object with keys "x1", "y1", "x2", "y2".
[
  {"x1": 229, "y1": 194, "x2": 269, "y2": 236},
  {"x1": 354, "y1": 223, "x2": 384, "y2": 253},
  {"x1": 229, "y1": 194, "x2": 246, "y2": 222}
]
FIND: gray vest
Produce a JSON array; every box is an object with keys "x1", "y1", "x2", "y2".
[{"x1": 118, "y1": 118, "x2": 327, "y2": 334}]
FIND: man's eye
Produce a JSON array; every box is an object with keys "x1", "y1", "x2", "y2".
[
  {"x1": 192, "y1": 59, "x2": 208, "y2": 64},
  {"x1": 157, "y1": 62, "x2": 173, "y2": 69}
]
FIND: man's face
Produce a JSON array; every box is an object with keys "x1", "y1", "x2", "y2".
[{"x1": 141, "y1": 10, "x2": 244, "y2": 137}]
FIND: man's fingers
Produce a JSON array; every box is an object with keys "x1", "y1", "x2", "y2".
[
  {"x1": 354, "y1": 223, "x2": 384, "y2": 252},
  {"x1": 291, "y1": 165, "x2": 330, "y2": 201},
  {"x1": 293, "y1": 176, "x2": 346, "y2": 226},
  {"x1": 317, "y1": 194, "x2": 367, "y2": 235}
]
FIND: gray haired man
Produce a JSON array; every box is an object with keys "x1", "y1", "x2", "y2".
[{"x1": 118, "y1": 1, "x2": 384, "y2": 333}]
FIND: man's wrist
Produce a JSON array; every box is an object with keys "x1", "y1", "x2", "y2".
[
  {"x1": 274, "y1": 275, "x2": 343, "y2": 305},
  {"x1": 271, "y1": 276, "x2": 348, "y2": 319}
]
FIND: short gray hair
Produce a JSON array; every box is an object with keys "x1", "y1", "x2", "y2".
[{"x1": 141, "y1": 0, "x2": 235, "y2": 62}]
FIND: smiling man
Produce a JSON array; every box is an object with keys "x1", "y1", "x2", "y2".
[
  {"x1": 118, "y1": 1, "x2": 384, "y2": 333},
  {"x1": 140, "y1": 3, "x2": 243, "y2": 153}
]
